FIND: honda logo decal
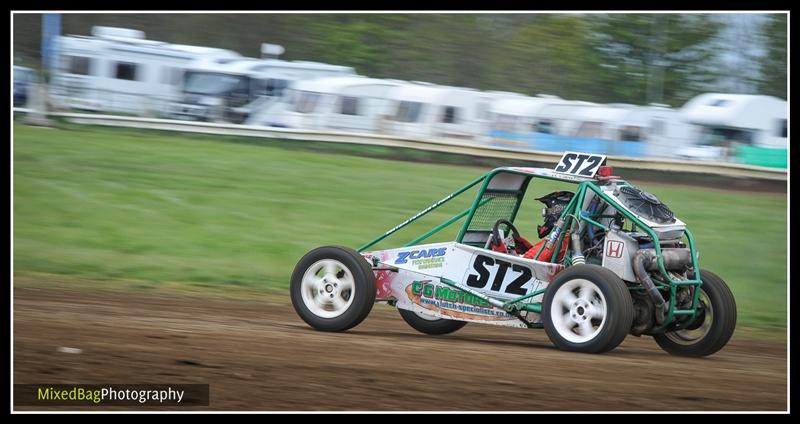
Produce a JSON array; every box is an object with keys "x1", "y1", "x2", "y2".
[{"x1": 606, "y1": 240, "x2": 624, "y2": 258}]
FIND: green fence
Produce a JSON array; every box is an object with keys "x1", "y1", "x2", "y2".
[{"x1": 736, "y1": 145, "x2": 788, "y2": 169}]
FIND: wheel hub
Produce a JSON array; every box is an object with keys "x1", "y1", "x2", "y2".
[
  {"x1": 570, "y1": 299, "x2": 591, "y2": 322},
  {"x1": 300, "y1": 259, "x2": 355, "y2": 319}
]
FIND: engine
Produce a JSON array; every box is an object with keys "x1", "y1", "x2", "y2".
[{"x1": 572, "y1": 181, "x2": 695, "y2": 335}]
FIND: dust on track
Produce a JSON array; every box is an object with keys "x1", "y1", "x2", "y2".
[{"x1": 13, "y1": 284, "x2": 787, "y2": 411}]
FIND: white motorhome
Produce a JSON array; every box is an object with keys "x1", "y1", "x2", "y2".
[
  {"x1": 489, "y1": 100, "x2": 693, "y2": 158},
  {"x1": 676, "y1": 93, "x2": 788, "y2": 160},
  {"x1": 531, "y1": 101, "x2": 601, "y2": 136},
  {"x1": 487, "y1": 95, "x2": 568, "y2": 134},
  {"x1": 167, "y1": 56, "x2": 356, "y2": 123},
  {"x1": 246, "y1": 76, "x2": 405, "y2": 133},
  {"x1": 382, "y1": 83, "x2": 496, "y2": 140},
  {"x1": 49, "y1": 26, "x2": 241, "y2": 116}
]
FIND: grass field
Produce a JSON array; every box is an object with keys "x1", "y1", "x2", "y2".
[{"x1": 13, "y1": 123, "x2": 787, "y2": 330}]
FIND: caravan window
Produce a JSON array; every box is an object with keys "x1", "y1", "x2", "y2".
[
  {"x1": 536, "y1": 120, "x2": 554, "y2": 134},
  {"x1": 255, "y1": 79, "x2": 289, "y2": 97},
  {"x1": 492, "y1": 114, "x2": 517, "y2": 132},
  {"x1": 267, "y1": 79, "x2": 289, "y2": 97},
  {"x1": 184, "y1": 72, "x2": 246, "y2": 96},
  {"x1": 777, "y1": 119, "x2": 787, "y2": 138},
  {"x1": 575, "y1": 121, "x2": 605, "y2": 138},
  {"x1": 339, "y1": 96, "x2": 360, "y2": 116},
  {"x1": 701, "y1": 127, "x2": 754, "y2": 146},
  {"x1": 394, "y1": 101, "x2": 423, "y2": 123},
  {"x1": 441, "y1": 106, "x2": 459, "y2": 124},
  {"x1": 114, "y1": 62, "x2": 139, "y2": 81},
  {"x1": 294, "y1": 92, "x2": 321, "y2": 114},
  {"x1": 63, "y1": 56, "x2": 91, "y2": 76},
  {"x1": 709, "y1": 99, "x2": 730, "y2": 107},
  {"x1": 619, "y1": 125, "x2": 643, "y2": 142}
]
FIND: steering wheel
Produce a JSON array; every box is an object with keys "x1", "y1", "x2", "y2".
[{"x1": 490, "y1": 219, "x2": 523, "y2": 254}]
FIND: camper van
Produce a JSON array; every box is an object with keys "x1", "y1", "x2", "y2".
[
  {"x1": 246, "y1": 76, "x2": 405, "y2": 133},
  {"x1": 14, "y1": 65, "x2": 38, "y2": 108},
  {"x1": 49, "y1": 26, "x2": 241, "y2": 116},
  {"x1": 486, "y1": 95, "x2": 568, "y2": 145},
  {"x1": 167, "y1": 56, "x2": 356, "y2": 124},
  {"x1": 486, "y1": 100, "x2": 692, "y2": 158},
  {"x1": 382, "y1": 83, "x2": 496, "y2": 140},
  {"x1": 676, "y1": 93, "x2": 788, "y2": 163}
]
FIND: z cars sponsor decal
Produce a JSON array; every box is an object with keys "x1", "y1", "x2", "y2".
[{"x1": 395, "y1": 247, "x2": 447, "y2": 269}]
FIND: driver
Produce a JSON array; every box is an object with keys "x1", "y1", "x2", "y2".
[
  {"x1": 488, "y1": 191, "x2": 574, "y2": 262},
  {"x1": 523, "y1": 191, "x2": 574, "y2": 262}
]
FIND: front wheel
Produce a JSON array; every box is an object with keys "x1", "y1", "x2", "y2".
[
  {"x1": 653, "y1": 270, "x2": 737, "y2": 357},
  {"x1": 290, "y1": 246, "x2": 376, "y2": 332},
  {"x1": 542, "y1": 265, "x2": 634, "y2": 353},
  {"x1": 398, "y1": 308, "x2": 468, "y2": 335}
]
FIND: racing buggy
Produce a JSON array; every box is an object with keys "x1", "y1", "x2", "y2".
[{"x1": 290, "y1": 152, "x2": 737, "y2": 356}]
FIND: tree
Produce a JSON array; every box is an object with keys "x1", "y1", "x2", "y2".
[
  {"x1": 758, "y1": 14, "x2": 787, "y2": 99},
  {"x1": 589, "y1": 14, "x2": 723, "y2": 106},
  {"x1": 493, "y1": 14, "x2": 611, "y2": 101}
]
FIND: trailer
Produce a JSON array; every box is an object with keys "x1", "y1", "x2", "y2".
[
  {"x1": 246, "y1": 76, "x2": 405, "y2": 133},
  {"x1": 676, "y1": 93, "x2": 788, "y2": 163},
  {"x1": 48, "y1": 26, "x2": 241, "y2": 116},
  {"x1": 486, "y1": 95, "x2": 569, "y2": 146},
  {"x1": 166, "y1": 56, "x2": 356, "y2": 124},
  {"x1": 382, "y1": 83, "x2": 496, "y2": 140}
]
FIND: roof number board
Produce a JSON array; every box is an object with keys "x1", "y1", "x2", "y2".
[{"x1": 553, "y1": 152, "x2": 607, "y2": 178}]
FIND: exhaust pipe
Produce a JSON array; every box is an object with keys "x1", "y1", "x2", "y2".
[
  {"x1": 571, "y1": 221, "x2": 587, "y2": 265},
  {"x1": 632, "y1": 248, "x2": 692, "y2": 323}
]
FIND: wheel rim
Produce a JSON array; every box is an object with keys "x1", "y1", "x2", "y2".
[
  {"x1": 665, "y1": 289, "x2": 714, "y2": 345},
  {"x1": 300, "y1": 259, "x2": 355, "y2": 319},
  {"x1": 550, "y1": 279, "x2": 608, "y2": 344}
]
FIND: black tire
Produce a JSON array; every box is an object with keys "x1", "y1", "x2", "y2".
[
  {"x1": 542, "y1": 264, "x2": 634, "y2": 353},
  {"x1": 398, "y1": 308, "x2": 468, "y2": 335},
  {"x1": 290, "y1": 246, "x2": 376, "y2": 332},
  {"x1": 653, "y1": 270, "x2": 737, "y2": 357}
]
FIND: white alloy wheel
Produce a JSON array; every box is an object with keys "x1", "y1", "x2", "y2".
[
  {"x1": 300, "y1": 259, "x2": 355, "y2": 319},
  {"x1": 549, "y1": 278, "x2": 608, "y2": 344}
]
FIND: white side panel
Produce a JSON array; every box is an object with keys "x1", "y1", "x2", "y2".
[
  {"x1": 602, "y1": 230, "x2": 638, "y2": 282},
  {"x1": 369, "y1": 242, "x2": 568, "y2": 327}
]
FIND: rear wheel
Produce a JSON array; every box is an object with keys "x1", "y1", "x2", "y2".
[
  {"x1": 653, "y1": 270, "x2": 736, "y2": 357},
  {"x1": 543, "y1": 265, "x2": 634, "y2": 353},
  {"x1": 290, "y1": 246, "x2": 376, "y2": 332},
  {"x1": 398, "y1": 308, "x2": 468, "y2": 335}
]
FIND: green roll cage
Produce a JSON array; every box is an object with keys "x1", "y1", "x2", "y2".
[{"x1": 357, "y1": 167, "x2": 703, "y2": 332}]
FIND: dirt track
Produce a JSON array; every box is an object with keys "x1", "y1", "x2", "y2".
[{"x1": 13, "y1": 283, "x2": 787, "y2": 411}]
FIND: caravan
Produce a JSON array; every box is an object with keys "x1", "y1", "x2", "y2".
[
  {"x1": 486, "y1": 95, "x2": 568, "y2": 146},
  {"x1": 677, "y1": 93, "x2": 788, "y2": 165},
  {"x1": 382, "y1": 83, "x2": 496, "y2": 140},
  {"x1": 49, "y1": 26, "x2": 241, "y2": 116},
  {"x1": 167, "y1": 55, "x2": 356, "y2": 124},
  {"x1": 486, "y1": 100, "x2": 693, "y2": 158},
  {"x1": 247, "y1": 76, "x2": 405, "y2": 133}
]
